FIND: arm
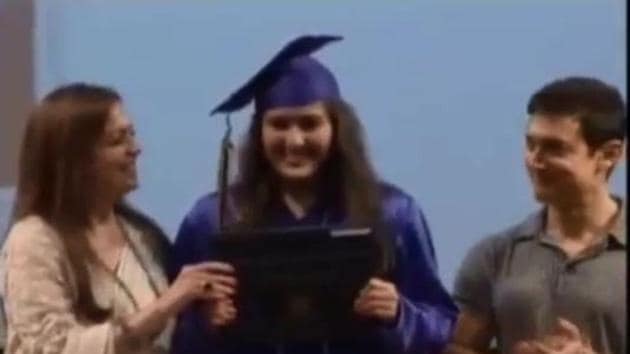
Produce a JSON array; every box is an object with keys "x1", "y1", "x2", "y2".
[
  {"x1": 448, "y1": 234, "x2": 501, "y2": 354},
  {"x1": 3, "y1": 219, "x2": 118, "y2": 354},
  {"x1": 444, "y1": 310, "x2": 497, "y2": 354},
  {"x1": 380, "y1": 197, "x2": 459, "y2": 354},
  {"x1": 121, "y1": 262, "x2": 233, "y2": 345},
  {"x1": 3, "y1": 218, "x2": 223, "y2": 354},
  {"x1": 169, "y1": 208, "x2": 222, "y2": 354}
]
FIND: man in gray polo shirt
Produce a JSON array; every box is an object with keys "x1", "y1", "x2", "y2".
[{"x1": 446, "y1": 77, "x2": 626, "y2": 354}]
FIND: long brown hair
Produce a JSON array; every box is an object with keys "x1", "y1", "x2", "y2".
[
  {"x1": 13, "y1": 83, "x2": 121, "y2": 322},
  {"x1": 231, "y1": 99, "x2": 394, "y2": 272}
]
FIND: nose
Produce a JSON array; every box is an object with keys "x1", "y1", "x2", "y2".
[
  {"x1": 525, "y1": 147, "x2": 544, "y2": 169},
  {"x1": 286, "y1": 126, "x2": 306, "y2": 147},
  {"x1": 128, "y1": 137, "x2": 142, "y2": 157}
]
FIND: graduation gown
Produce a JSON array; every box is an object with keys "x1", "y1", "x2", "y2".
[{"x1": 169, "y1": 183, "x2": 457, "y2": 354}]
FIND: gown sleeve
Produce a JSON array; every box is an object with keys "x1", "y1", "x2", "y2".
[{"x1": 379, "y1": 195, "x2": 459, "y2": 354}]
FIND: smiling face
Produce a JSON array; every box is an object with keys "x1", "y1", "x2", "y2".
[
  {"x1": 523, "y1": 77, "x2": 626, "y2": 206},
  {"x1": 261, "y1": 101, "x2": 333, "y2": 184},
  {"x1": 524, "y1": 113, "x2": 622, "y2": 204},
  {"x1": 91, "y1": 103, "x2": 141, "y2": 200}
]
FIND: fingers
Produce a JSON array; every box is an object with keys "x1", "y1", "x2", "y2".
[
  {"x1": 361, "y1": 307, "x2": 396, "y2": 320},
  {"x1": 207, "y1": 273, "x2": 238, "y2": 288},
  {"x1": 357, "y1": 278, "x2": 395, "y2": 294},
  {"x1": 367, "y1": 278, "x2": 395, "y2": 289},
  {"x1": 183, "y1": 264, "x2": 238, "y2": 297},
  {"x1": 354, "y1": 278, "x2": 399, "y2": 322},
  {"x1": 183, "y1": 261, "x2": 235, "y2": 274},
  {"x1": 354, "y1": 299, "x2": 397, "y2": 321},
  {"x1": 354, "y1": 298, "x2": 397, "y2": 310},
  {"x1": 539, "y1": 335, "x2": 564, "y2": 351},
  {"x1": 531, "y1": 337, "x2": 592, "y2": 354},
  {"x1": 356, "y1": 278, "x2": 398, "y2": 304},
  {"x1": 531, "y1": 341, "x2": 554, "y2": 354},
  {"x1": 200, "y1": 282, "x2": 236, "y2": 301},
  {"x1": 210, "y1": 300, "x2": 237, "y2": 327},
  {"x1": 183, "y1": 271, "x2": 237, "y2": 303},
  {"x1": 514, "y1": 319, "x2": 593, "y2": 354},
  {"x1": 354, "y1": 298, "x2": 397, "y2": 316},
  {"x1": 554, "y1": 318, "x2": 582, "y2": 342},
  {"x1": 513, "y1": 341, "x2": 539, "y2": 354},
  {"x1": 357, "y1": 287, "x2": 397, "y2": 302}
]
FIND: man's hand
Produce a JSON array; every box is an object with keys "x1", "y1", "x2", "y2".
[{"x1": 513, "y1": 318, "x2": 595, "y2": 354}]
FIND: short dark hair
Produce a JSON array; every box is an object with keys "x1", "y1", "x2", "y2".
[{"x1": 527, "y1": 77, "x2": 626, "y2": 149}]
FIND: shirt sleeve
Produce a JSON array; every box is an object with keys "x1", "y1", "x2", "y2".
[{"x1": 452, "y1": 234, "x2": 498, "y2": 317}]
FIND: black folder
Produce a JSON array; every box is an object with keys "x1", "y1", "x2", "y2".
[{"x1": 211, "y1": 226, "x2": 381, "y2": 342}]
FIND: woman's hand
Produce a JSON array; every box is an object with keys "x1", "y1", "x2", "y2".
[
  {"x1": 353, "y1": 278, "x2": 400, "y2": 324},
  {"x1": 204, "y1": 297, "x2": 237, "y2": 327},
  {"x1": 119, "y1": 262, "x2": 236, "y2": 343},
  {"x1": 160, "y1": 262, "x2": 237, "y2": 315},
  {"x1": 197, "y1": 262, "x2": 239, "y2": 327}
]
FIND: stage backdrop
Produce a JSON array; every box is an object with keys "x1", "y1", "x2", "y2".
[{"x1": 1, "y1": 0, "x2": 625, "y2": 290}]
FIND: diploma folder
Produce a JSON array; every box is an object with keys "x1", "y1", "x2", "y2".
[{"x1": 211, "y1": 226, "x2": 381, "y2": 342}]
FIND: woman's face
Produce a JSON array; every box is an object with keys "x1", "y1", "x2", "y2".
[
  {"x1": 261, "y1": 101, "x2": 333, "y2": 184},
  {"x1": 92, "y1": 103, "x2": 141, "y2": 200}
]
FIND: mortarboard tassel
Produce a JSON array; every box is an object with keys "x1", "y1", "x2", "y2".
[{"x1": 217, "y1": 113, "x2": 234, "y2": 230}]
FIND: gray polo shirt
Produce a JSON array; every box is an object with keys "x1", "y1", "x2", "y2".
[{"x1": 453, "y1": 200, "x2": 626, "y2": 354}]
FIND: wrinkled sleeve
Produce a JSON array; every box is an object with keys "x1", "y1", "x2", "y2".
[
  {"x1": 2, "y1": 219, "x2": 117, "y2": 354},
  {"x1": 380, "y1": 198, "x2": 459, "y2": 354},
  {"x1": 169, "y1": 204, "x2": 222, "y2": 354}
]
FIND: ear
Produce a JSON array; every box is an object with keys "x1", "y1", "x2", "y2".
[{"x1": 596, "y1": 140, "x2": 624, "y2": 177}]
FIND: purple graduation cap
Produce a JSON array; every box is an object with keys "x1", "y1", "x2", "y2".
[
  {"x1": 211, "y1": 34, "x2": 344, "y2": 229},
  {"x1": 210, "y1": 34, "x2": 344, "y2": 116}
]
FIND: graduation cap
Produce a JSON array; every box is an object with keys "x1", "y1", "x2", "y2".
[
  {"x1": 211, "y1": 34, "x2": 344, "y2": 229},
  {"x1": 210, "y1": 34, "x2": 344, "y2": 116}
]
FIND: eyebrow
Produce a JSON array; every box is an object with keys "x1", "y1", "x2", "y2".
[
  {"x1": 267, "y1": 113, "x2": 322, "y2": 120},
  {"x1": 107, "y1": 124, "x2": 134, "y2": 137},
  {"x1": 525, "y1": 134, "x2": 569, "y2": 146}
]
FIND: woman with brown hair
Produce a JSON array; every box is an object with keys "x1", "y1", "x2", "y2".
[
  {"x1": 0, "y1": 83, "x2": 235, "y2": 354},
  {"x1": 170, "y1": 35, "x2": 458, "y2": 354}
]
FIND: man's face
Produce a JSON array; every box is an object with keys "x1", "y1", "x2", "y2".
[{"x1": 524, "y1": 114, "x2": 620, "y2": 204}]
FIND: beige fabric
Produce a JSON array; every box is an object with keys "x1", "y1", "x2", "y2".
[{"x1": 0, "y1": 215, "x2": 172, "y2": 354}]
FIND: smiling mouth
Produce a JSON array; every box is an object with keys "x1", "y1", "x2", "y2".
[
  {"x1": 120, "y1": 164, "x2": 137, "y2": 174},
  {"x1": 531, "y1": 178, "x2": 556, "y2": 188},
  {"x1": 283, "y1": 156, "x2": 310, "y2": 164},
  {"x1": 284, "y1": 162, "x2": 308, "y2": 169}
]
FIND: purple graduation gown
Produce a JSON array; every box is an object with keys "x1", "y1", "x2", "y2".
[{"x1": 169, "y1": 183, "x2": 457, "y2": 354}]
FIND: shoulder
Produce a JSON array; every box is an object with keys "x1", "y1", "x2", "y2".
[
  {"x1": 117, "y1": 203, "x2": 172, "y2": 264},
  {"x1": 170, "y1": 192, "x2": 223, "y2": 272},
  {"x1": 184, "y1": 192, "x2": 221, "y2": 222},
  {"x1": 1, "y1": 215, "x2": 69, "y2": 291},
  {"x1": 379, "y1": 182, "x2": 414, "y2": 204},
  {"x1": 378, "y1": 182, "x2": 419, "y2": 217},
  {"x1": 375, "y1": 182, "x2": 436, "y2": 260},
  {"x1": 3, "y1": 215, "x2": 65, "y2": 256},
  {"x1": 175, "y1": 191, "x2": 224, "y2": 245},
  {"x1": 462, "y1": 210, "x2": 541, "y2": 269},
  {"x1": 453, "y1": 212, "x2": 540, "y2": 310},
  {"x1": 377, "y1": 182, "x2": 430, "y2": 230}
]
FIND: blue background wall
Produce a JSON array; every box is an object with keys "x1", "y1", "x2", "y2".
[{"x1": 1, "y1": 0, "x2": 626, "y2": 290}]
